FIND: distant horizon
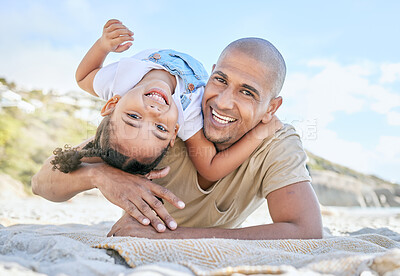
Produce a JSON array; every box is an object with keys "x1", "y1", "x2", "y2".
[{"x1": 0, "y1": 0, "x2": 399, "y2": 183}]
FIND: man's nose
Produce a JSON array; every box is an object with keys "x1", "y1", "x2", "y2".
[{"x1": 215, "y1": 88, "x2": 234, "y2": 110}]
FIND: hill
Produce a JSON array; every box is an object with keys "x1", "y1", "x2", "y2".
[
  {"x1": 0, "y1": 78, "x2": 104, "y2": 188},
  {"x1": 307, "y1": 151, "x2": 400, "y2": 207}
]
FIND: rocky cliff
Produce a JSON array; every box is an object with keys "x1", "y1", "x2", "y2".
[{"x1": 307, "y1": 151, "x2": 400, "y2": 207}]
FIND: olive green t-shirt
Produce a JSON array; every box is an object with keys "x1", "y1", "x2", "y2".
[{"x1": 153, "y1": 124, "x2": 311, "y2": 228}]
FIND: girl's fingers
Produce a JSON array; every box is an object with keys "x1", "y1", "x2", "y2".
[
  {"x1": 115, "y1": 42, "x2": 133, "y2": 53},
  {"x1": 103, "y1": 19, "x2": 121, "y2": 29},
  {"x1": 108, "y1": 28, "x2": 133, "y2": 39},
  {"x1": 106, "y1": 23, "x2": 131, "y2": 34}
]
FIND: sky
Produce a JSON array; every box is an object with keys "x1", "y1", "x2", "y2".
[{"x1": 0, "y1": 0, "x2": 399, "y2": 183}]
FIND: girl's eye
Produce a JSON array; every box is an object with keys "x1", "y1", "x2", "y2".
[
  {"x1": 156, "y1": 124, "x2": 167, "y2": 132},
  {"x1": 128, "y1": 114, "x2": 140, "y2": 119}
]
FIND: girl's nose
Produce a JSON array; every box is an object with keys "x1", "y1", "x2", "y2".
[{"x1": 147, "y1": 104, "x2": 161, "y2": 114}]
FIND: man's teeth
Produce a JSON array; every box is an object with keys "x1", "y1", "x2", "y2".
[
  {"x1": 212, "y1": 109, "x2": 236, "y2": 124},
  {"x1": 147, "y1": 92, "x2": 166, "y2": 104}
]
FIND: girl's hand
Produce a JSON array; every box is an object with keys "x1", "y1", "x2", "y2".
[
  {"x1": 98, "y1": 19, "x2": 134, "y2": 53},
  {"x1": 250, "y1": 115, "x2": 283, "y2": 140}
]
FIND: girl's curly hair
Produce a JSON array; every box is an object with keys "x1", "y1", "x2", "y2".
[{"x1": 50, "y1": 115, "x2": 168, "y2": 175}]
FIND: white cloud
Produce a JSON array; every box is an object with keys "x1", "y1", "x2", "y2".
[
  {"x1": 380, "y1": 63, "x2": 400, "y2": 83},
  {"x1": 387, "y1": 111, "x2": 400, "y2": 126},
  {"x1": 282, "y1": 60, "x2": 373, "y2": 127},
  {"x1": 375, "y1": 136, "x2": 400, "y2": 183},
  {"x1": 282, "y1": 59, "x2": 400, "y2": 126},
  {"x1": 0, "y1": 42, "x2": 82, "y2": 93},
  {"x1": 376, "y1": 136, "x2": 400, "y2": 161},
  {"x1": 303, "y1": 128, "x2": 374, "y2": 174},
  {"x1": 0, "y1": 3, "x2": 74, "y2": 42},
  {"x1": 369, "y1": 89, "x2": 400, "y2": 115},
  {"x1": 280, "y1": 59, "x2": 400, "y2": 183},
  {"x1": 0, "y1": 2, "x2": 97, "y2": 93}
]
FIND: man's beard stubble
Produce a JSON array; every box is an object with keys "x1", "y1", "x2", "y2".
[{"x1": 202, "y1": 125, "x2": 232, "y2": 146}]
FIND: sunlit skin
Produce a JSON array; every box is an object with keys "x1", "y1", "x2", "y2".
[
  {"x1": 102, "y1": 69, "x2": 179, "y2": 163},
  {"x1": 202, "y1": 49, "x2": 282, "y2": 151}
]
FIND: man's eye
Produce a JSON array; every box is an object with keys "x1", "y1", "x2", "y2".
[
  {"x1": 128, "y1": 114, "x2": 140, "y2": 119},
  {"x1": 241, "y1": 90, "x2": 253, "y2": 97},
  {"x1": 156, "y1": 124, "x2": 167, "y2": 132},
  {"x1": 215, "y1": 77, "x2": 227, "y2": 84}
]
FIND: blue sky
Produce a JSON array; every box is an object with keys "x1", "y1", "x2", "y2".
[{"x1": 1, "y1": 0, "x2": 399, "y2": 183}]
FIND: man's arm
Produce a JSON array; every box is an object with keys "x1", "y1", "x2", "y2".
[
  {"x1": 108, "y1": 181, "x2": 323, "y2": 239},
  {"x1": 185, "y1": 116, "x2": 282, "y2": 184},
  {"x1": 31, "y1": 137, "x2": 98, "y2": 201},
  {"x1": 32, "y1": 139, "x2": 185, "y2": 232}
]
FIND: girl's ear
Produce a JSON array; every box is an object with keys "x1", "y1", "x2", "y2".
[
  {"x1": 262, "y1": 96, "x2": 282, "y2": 123},
  {"x1": 101, "y1": 95, "x2": 121, "y2": 116},
  {"x1": 169, "y1": 124, "x2": 180, "y2": 148}
]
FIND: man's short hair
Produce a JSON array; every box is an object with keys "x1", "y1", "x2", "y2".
[{"x1": 219, "y1": 37, "x2": 286, "y2": 98}]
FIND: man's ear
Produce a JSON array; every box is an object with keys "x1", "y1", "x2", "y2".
[
  {"x1": 262, "y1": 96, "x2": 283, "y2": 123},
  {"x1": 169, "y1": 124, "x2": 180, "y2": 148},
  {"x1": 100, "y1": 95, "x2": 121, "y2": 116},
  {"x1": 211, "y1": 64, "x2": 216, "y2": 72}
]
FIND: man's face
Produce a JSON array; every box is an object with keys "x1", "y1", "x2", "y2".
[{"x1": 202, "y1": 49, "x2": 276, "y2": 150}]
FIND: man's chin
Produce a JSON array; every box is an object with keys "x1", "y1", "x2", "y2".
[{"x1": 202, "y1": 128, "x2": 233, "y2": 148}]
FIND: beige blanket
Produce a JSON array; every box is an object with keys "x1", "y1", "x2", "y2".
[{"x1": 64, "y1": 230, "x2": 400, "y2": 276}]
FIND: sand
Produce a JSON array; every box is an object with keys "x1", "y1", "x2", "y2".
[{"x1": 1, "y1": 191, "x2": 400, "y2": 275}]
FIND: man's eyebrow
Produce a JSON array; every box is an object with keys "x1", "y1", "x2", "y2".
[
  {"x1": 242, "y1": 83, "x2": 260, "y2": 97},
  {"x1": 213, "y1": 70, "x2": 260, "y2": 97},
  {"x1": 213, "y1": 70, "x2": 228, "y2": 80}
]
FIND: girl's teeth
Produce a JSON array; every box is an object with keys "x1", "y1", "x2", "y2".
[{"x1": 147, "y1": 92, "x2": 166, "y2": 104}]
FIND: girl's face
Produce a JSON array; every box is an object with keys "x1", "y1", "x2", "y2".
[{"x1": 102, "y1": 69, "x2": 179, "y2": 163}]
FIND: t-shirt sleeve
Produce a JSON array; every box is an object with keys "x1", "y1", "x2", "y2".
[
  {"x1": 93, "y1": 48, "x2": 162, "y2": 100},
  {"x1": 93, "y1": 61, "x2": 118, "y2": 100},
  {"x1": 260, "y1": 131, "x2": 311, "y2": 198},
  {"x1": 177, "y1": 87, "x2": 204, "y2": 141}
]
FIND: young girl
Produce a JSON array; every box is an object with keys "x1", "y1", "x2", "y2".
[{"x1": 52, "y1": 19, "x2": 281, "y2": 187}]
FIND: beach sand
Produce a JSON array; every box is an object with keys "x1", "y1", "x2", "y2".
[{"x1": 1, "y1": 191, "x2": 400, "y2": 275}]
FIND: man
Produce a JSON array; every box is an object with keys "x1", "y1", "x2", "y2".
[{"x1": 32, "y1": 38, "x2": 323, "y2": 240}]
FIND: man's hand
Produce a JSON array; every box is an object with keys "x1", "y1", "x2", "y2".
[
  {"x1": 107, "y1": 181, "x2": 322, "y2": 240},
  {"x1": 91, "y1": 163, "x2": 185, "y2": 232},
  {"x1": 108, "y1": 212, "x2": 163, "y2": 238},
  {"x1": 98, "y1": 19, "x2": 134, "y2": 53},
  {"x1": 249, "y1": 115, "x2": 283, "y2": 140},
  {"x1": 108, "y1": 212, "x2": 189, "y2": 239}
]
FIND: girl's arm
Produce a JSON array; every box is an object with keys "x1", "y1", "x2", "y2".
[
  {"x1": 75, "y1": 19, "x2": 133, "y2": 96},
  {"x1": 185, "y1": 116, "x2": 283, "y2": 183}
]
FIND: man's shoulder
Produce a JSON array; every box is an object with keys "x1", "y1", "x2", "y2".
[
  {"x1": 248, "y1": 123, "x2": 308, "y2": 172},
  {"x1": 252, "y1": 123, "x2": 311, "y2": 197},
  {"x1": 256, "y1": 123, "x2": 303, "y2": 154}
]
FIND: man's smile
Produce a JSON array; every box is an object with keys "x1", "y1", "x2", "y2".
[{"x1": 210, "y1": 107, "x2": 237, "y2": 125}]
